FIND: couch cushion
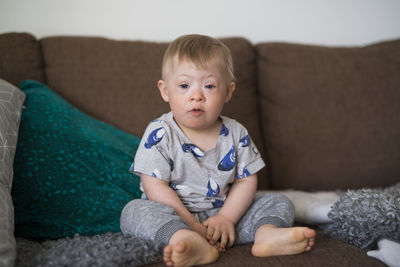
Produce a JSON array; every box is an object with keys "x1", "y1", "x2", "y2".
[
  {"x1": 40, "y1": 36, "x2": 268, "y2": 189},
  {"x1": 256, "y1": 39, "x2": 400, "y2": 190},
  {"x1": 148, "y1": 231, "x2": 385, "y2": 266},
  {"x1": 12, "y1": 80, "x2": 141, "y2": 239},
  {"x1": 0, "y1": 33, "x2": 45, "y2": 86}
]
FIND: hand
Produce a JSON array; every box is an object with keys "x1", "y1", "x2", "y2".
[
  {"x1": 202, "y1": 214, "x2": 235, "y2": 251},
  {"x1": 189, "y1": 221, "x2": 208, "y2": 239}
]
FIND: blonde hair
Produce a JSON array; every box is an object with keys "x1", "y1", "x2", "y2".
[{"x1": 162, "y1": 34, "x2": 236, "y2": 84}]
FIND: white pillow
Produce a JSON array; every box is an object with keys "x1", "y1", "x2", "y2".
[{"x1": 0, "y1": 79, "x2": 25, "y2": 267}]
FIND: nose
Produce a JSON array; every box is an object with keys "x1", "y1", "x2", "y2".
[{"x1": 189, "y1": 88, "x2": 204, "y2": 102}]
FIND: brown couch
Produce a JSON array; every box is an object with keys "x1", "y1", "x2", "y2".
[{"x1": 2, "y1": 32, "x2": 399, "y2": 266}]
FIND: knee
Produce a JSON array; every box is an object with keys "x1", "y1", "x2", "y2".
[
  {"x1": 121, "y1": 199, "x2": 173, "y2": 215},
  {"x1": 275, "y1": 193, "x2": 295, "y2": 207},
  {"x1": 120, "y1": 200, "x2": 159, "y2": 232},
  {"x1": 256, "y1": 193, "x2": 295, "y2": 214},
  {"x1": 120, "y1": 199, "x2": 174, "y2": 235},
  {"x1": 120, "y1": 199, "x2": 142, "y2": 234},
  {"x1": 121, "y1": 199, "x2": 148, "y2": 218},
  {"x1": 256, "y1": 192, "x2": 290, "y2": 203}
]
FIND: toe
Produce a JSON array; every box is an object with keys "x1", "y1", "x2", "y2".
[
  {"x1": 164, "y1": 245, "x2": 173, "y2": 256},
  {"x1": 163, "y1": 245, "x2": 173, "y2": 265},
  {"x1": 304, "y1": 228, "x2": 316, "y2": 239},
  {"x1": 175, "y1": 241, "x2": 188, "y2": 254}
]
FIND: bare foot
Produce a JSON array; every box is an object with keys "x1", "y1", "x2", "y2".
[
  {"x1": 164, "y1": 229, "x2": 219, "y2": 267},
  {"x1": 251, "y1": 224, "x2": 316, "y2": 257}
]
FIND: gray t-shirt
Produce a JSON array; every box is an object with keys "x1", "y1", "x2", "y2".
[{"x1": 131, "y1": 112, "x2": 265, "y2": 212}]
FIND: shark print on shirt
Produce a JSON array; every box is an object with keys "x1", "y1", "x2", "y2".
[
  {"x1": 144, "y1": 127, "x2": 166, "y2": 149},
  {"x1": 212, "y1": 199, "x2": 224, "y2": 208},
  {"x1": 218, "y1": 145, "x2": 236, "y2": 171},
  {"x1": 182, "y1": 143, "x2": 204, "y2": 158},
  {"x1": 206, "y1": 179, "x2": 220, "y2": 197},
  {"x1": 152, "y1": 169, "x2": 161, "y2": 178},
  {"x1": 220, "y1": 124, "x2": 229, "y2": 136},
  {"x1": 239, "y1": 135, "x2": 250, "y2": 148},
  {"x1": 237, "y1": 162, "x2": 251, "y2": 178}
]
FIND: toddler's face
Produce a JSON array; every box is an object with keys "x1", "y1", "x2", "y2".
[{"x1": 158, "y1": 58, "x2": 235, "y2": 134}]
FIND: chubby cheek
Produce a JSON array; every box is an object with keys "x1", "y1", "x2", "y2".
[
  {"x1": 168, "y1": 97, "x2": 186, "y2": 116},
  {"x1": 209, "y1": 99, "x2": 225, "y2": 116}
]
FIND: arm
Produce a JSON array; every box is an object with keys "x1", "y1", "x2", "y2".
[
  {"x1": 141, "y1": 174, "x2": 207, "y2": 238},
  {"x1": 219, "y1": 174, "x2": 258, "y2": 223},
  {"x1": 204, "y1": 174, "x2": 258, "y2": 249}
]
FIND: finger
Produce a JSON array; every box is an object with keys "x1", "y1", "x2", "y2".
[
  {"x1": 228, "y1": 230, "x2": 235, "y2": 248},
  {"x1": 217, "y1": 243, "x2": 226, "y2": 253},
  {"x1": 211, "y1": 229, "x2": 221, "y2": 244},
  {"x1": 219, "y1": 232, "x2": 228, "y2": 249},
  {"x1": 207, "y1": 226, "x2": 215, "y2": 242},
  {"x1": 198, "y1": 224, "x2": 208, "y2": 239},
  {"x1": 202, "y1": 219, "x2": 209, "y2": 227}
]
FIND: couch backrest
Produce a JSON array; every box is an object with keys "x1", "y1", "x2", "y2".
[
  {"x1": 0, "y1": 33, "x2": 45, "y2": 86},
  {"x1": 2, "y1": 32, "x2": 400, "y2": 191},
  {"x1": 256, "y1": 40, "x2": 400, "y2": 190}
]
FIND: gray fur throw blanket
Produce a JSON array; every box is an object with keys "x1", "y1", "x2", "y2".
[
  {"x1": 15, "y1": 232, "x2": 163, "y2": 267},
  {"x1": 323, "y1": 183, "x2": 400, "y2": 250}
]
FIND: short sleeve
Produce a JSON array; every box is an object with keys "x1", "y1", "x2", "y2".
[
  {"x1": 131, "y1": 121, "x2": 172, "y2": 182},
  {"x1": 235, "y1": 126, "x2": 265, "y2": 179}
]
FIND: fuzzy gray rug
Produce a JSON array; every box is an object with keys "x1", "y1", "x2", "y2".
[
  {"x1": 15, "y1": 232, "x2": 164, "y2": 267},
  {"x1": 323, "y1": 183, "x2": 400, "y2": 250}
]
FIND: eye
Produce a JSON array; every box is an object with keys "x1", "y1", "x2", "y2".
[
  {"x1": 179, "y1": 84, "x2": 189, "y2": 89},
  {"x1": 205, "y1": 84, "x2": 215, "y2": 89}
]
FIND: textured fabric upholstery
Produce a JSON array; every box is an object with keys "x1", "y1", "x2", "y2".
[
  {"x1": 0, "y1": 33, "x2": 45, "y2": 86},
  {"x1": 257, "y1": 40, "x2": 400, "y2": 190}
]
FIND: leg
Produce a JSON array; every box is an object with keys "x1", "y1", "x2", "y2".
[
  {"x1": 235, "y1": 193, "x2": 297, "y2": 245},
  {"x1": 121, "y1": 200, "x2": 218, "y2": 267},
  {"x1": 235, "y1": 193, "x2": 316, "y2": 256},
  {"x1": 164, "y1": 229, "x2": 219, "y2": 267},
  {"x1": 120, "y1": 199, "x2": 189, "y2": 244}
]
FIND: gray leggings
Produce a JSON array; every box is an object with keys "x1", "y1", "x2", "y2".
[{"x1": 120, "y1": 193, "x2": 295, "y2": 245}]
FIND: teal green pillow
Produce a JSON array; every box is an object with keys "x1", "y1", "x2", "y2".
[{"x1": 12, "y1": 80, "x2": 141, "y2": 239}]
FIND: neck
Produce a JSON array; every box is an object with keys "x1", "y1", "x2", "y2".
[{"x1": 176, "y1": 119, "x2": 222, "y2": 152}]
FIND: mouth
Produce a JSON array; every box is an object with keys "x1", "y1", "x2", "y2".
[{"x1": 189, "y1": 108, "x2": 204, "y2": 116}]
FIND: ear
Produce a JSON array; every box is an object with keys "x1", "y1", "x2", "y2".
[
  {"x1": 158, "y1": 80, "x2": 169, "y2": 102},
  {"x1": 224, "y1": 82, "x2": 236, "y2": 103}
]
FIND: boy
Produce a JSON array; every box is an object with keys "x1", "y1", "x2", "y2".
[{"x1": 120, "y1": 34, "x2": 315, "y2": 267}]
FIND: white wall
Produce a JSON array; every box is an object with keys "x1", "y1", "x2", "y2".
[{"x1": 1, "y1": 0, "x2": 400, "y2": 46}]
